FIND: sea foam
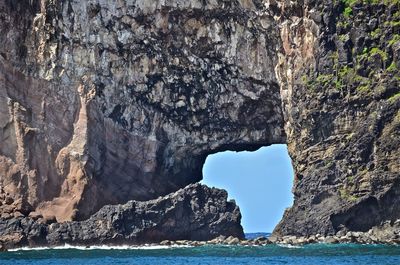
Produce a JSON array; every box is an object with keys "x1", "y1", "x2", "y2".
[{"x1": 8, "y1": 244, "x2": 193, "y2": 252}]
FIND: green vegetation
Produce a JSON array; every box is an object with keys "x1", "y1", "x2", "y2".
[
  {"x1": 309, "y1": 0, "x2": 400, "y2": 97},
  {"x1": 341, "y1": 0, "x2": 358, "y2": 6},
  {"x1": 326, "y1": 160, "x2": 334, "y2": 168},
  {"x1": 338, "y1": 66, "x2": 367, "y2": 90},
  {"x1": 305, "y1": 55, "x2": 375, "y2": 93},
  {"x1": 363, "y1": 0, "x2": 382, "y2": 4},
  {"x1": 383, "y1": 0, "x2": 400, "y2": 5},
  {"x1": 301, "y1": 75, "x2": 308, "y2": 85},
  {"x1": 339, "y1": 187, "x2": 358, "y2": 202},
  {"x1": 346, "y1": 132, "x2": 355, "y2": 140},
  {"x1": 339, "y1": 34, "x2": 348, "y2": 42},
  {"x1": 364, "y1": 0, "x2": 400, "y2": 5},
  {"x1": 359, "y1": 168, "x2": 369, "y2": 176},
  {"x1": 387, "y1": 62, "x2": 398, "y2": 72},
  {"x1": 356, "y1": 84, "x2": 371, "y2": 94},
  {"x1": 385, "y1": 20, "x2": 400, "y2": 27},
  {"x1": 370, "y1": 28, "x2": 382, "y2": 39},
  {"x1": 388, "y1": 34, "x2": 400, "y2": 46},
  {"x1": 337, "y1": 21, "x2": 349, "y2": 29},
  {"x1": 338, "y1": 66, "x2": 353, "y2": 79},
  {"x1": 301, "y1": 75, "x2": 316, "y2": 91},
  {"x1": 394, "y1": 111, "x2": 400, "y2": 124},
  {"x1": 316, "y1": 74, "x2": 334, "y2": 86},
  {"x1": 317, "y1": 74, "x2": 335, "y2": 90},
  {"x1": 392, "y1": 21, "x2": 400, "y2": 27},
  {"x1": 303, "y1": 73, "x2": 335, "y2": 91},
  {"x1": 369, "y1": 47, "x2": 388, "y2": 62},
  {"x1": 339, "y1": 0, "x2": 400, "y2": 7},
  {"x1": 357, "y1": 47, "x2": 388, "y2": 68},
  {"x1": 388, "y1": 92, "x2": 400, "y2": 103},
  {"x1": 338, "y1": 0, "x2": 400, "y2": 21},
  {"x1": 344, "y1": 7, "x2": 353, "y2": 17},
  {"x1": 340, "y1": 0, "x2": 356, "y2": 17},
  {"x1": 306, "y1": 44, "x2": 396, "y2": 95}
]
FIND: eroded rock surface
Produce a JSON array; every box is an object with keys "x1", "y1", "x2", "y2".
[
  {"x1": 0, "y1": 183, "x2": 243, "y2": 248},
  {"x1": 0, "y1": 0, "x2": 399, "y2": 242},
  {"x1": 0, "y1": 0, "x2": 284, "y2": 222},
  {"x1": 273, "y1": 0, "x2": 400, "y2": 236}
]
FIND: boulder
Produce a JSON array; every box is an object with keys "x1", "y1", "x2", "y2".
[{"x1": 0, "y1": 184, "x2": 244, "y2": 248}]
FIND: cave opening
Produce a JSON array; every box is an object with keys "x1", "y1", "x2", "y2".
[{"x1": 201, "y1": 144, "x2": 294, "y2": 234}]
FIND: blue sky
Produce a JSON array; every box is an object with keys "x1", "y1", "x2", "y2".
[{"x1": 201, "y1": 144, "x2": 294, "y2": 233}]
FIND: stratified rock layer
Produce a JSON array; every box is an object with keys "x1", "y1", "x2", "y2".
[
  {"x1": 0, "y1": 0, "x2": 399, "y2": 240},
  {"x1": 0, "y1": 0, "x2": 284, "y2": 222},
  {"x1": 273, "y1": 0, "x2": 400, "y2": 236},
  {"x1": 0, "y1": 183, "x2": 243, "y2": 248}
]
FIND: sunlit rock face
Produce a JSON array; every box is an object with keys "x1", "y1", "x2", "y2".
[
  {"x1": 0, "y1": 0, "x2": 399, "y2": 239},
  {"x1": 272, "y1": 0, "x2": 400, "y2": 236},
  {"x1": 0, "y1": 0, "x2": 285, "y2": 222},
  {"x1": 0, "y1": 184, "x2": 244, "y2": 248}
]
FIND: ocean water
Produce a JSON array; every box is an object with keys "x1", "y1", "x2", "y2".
[{"x1": 1, "y1": 234, "x2": 400, "y2": 265}]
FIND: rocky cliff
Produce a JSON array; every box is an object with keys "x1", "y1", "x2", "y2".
[
  {"x1": 0, "y1": 0, "x2": 284, "y2": 223},
  {"x1": 0, "y1": 183, "x2": 243, "y2": 248},
  {"x1": 0, "y1": 0, "x2": 399, "y2": 245},
  {"x1": 273, "y1": 0, "x2": 400, "y2": 236}
]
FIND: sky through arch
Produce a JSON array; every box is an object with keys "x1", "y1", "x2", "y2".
[{"x1": 201, "y1": 144, "x2": 294, "y2": 233}]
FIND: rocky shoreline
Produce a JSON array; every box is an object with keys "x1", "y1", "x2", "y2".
[
  {"x1": 2, "y1": 230, "x2": 400, "y2": 252},
  {"x1": 0, "y1": 184, "x2": 243, "y2": 250},
  {"x1": 1, "y1": 183, "x2": 400, "y2": 251},
  {"x1": 0, "y1": 0, "x2": 399, "y2": 252},
  {"x1": 157, "y1": 221, "x2": 400, "y2": 246}
]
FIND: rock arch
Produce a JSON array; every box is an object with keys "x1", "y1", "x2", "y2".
[{"x1": 0, "y1": 0, "x2": 399, "y2": 238}]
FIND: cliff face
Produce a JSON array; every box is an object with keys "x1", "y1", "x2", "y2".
[
  {"x1": 0, "y1": 0, "x2": 399, "y2": 240},
  {"x1": 273, "y1": 0, "x2": 400, "y2": 236},
  {"x1": 0, "y1": 0, "x2": 284, "y2": 222}
]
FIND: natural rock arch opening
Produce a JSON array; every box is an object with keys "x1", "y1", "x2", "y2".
[
  {"x1": 201, "y1": 144, "x2": 294, "y2": 233},
  {"x1": 1, "y1": 0, "x2": 397, "y2": 243}
]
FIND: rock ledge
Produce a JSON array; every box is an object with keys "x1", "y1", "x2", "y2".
[{"x1": 0, "y1": 184, "x2": 243, "y2": 249}]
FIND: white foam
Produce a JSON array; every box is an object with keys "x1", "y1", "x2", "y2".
[
  {"x1": 8, "y1": 244, "x2": 193, "y2": 252},
  {"x1": 277, "y1": 244, "x2": 302, "y2": 249}
]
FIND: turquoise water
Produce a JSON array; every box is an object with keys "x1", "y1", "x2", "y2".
[{"x1": 1, "y1": 243, "x2": 400, "y2": 265}]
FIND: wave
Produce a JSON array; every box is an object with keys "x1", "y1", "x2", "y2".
[
  {"x1": 277, "y1": 244, "x2": 303, "y2": 249},
  {"x1": 8, "y1": 244, "x2": 194, "y2": 252}
]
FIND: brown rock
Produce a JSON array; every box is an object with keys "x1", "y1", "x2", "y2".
[
  {"x1": 28, "y1": 211, "x2": 43, "y2": 220},
  {"x1": 13, "y1": 211, "x2": 24, "y2": 218},
  {"x1": 160, "y1": 240, "x2": 171, "y2": 246},
  {"x1": 268, "y1": 235, "x2": 279, "y2": 243},
  {"x1": 190, "y1": 241, "x2": 206, "y2": 247},
  {"x1": 0, "y1": 233, "x2": 25, "y2": 248},
  {"x1": 225, "y1": 236, "x2": 240, "y2": 245},
  {"x1": 0, "y1": 244, "x2": 6, "y2": 252},
  {"x1": 0, "y1": 0, "x2": 283, "y2": 223},
  {"x1": 324, "y1": 237, "x2": 339, "y2": 244},
  {"x1": 12, "y1": 198, "x2": 33, "y2": 216},
  {"x1": 1, "y1": 213, "x2": 11, "y2": 220},
  {"x1": 209, "y1": 235, "x2": 227, "y2": 244},
  {"x1": 43, "y1": 215, "x2": 57, "y2": 225},
  {"x1": 4, "y1": 197, "x2": 13, "y2": 205}
]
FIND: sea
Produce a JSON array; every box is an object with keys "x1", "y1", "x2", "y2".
[{"x1": 1, "y1": 233, "x2": 400, "y2": 265}]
